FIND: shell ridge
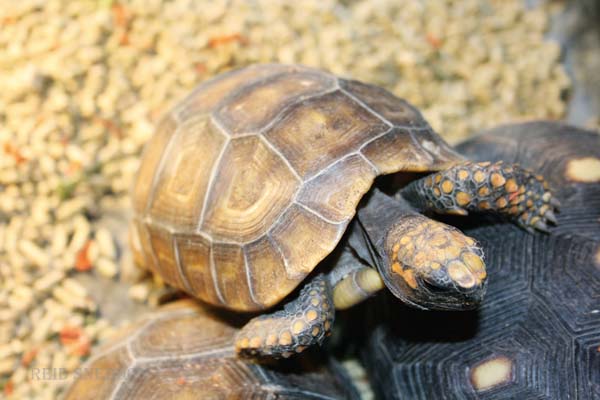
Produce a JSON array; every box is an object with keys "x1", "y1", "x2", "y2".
[
  {"x1": 242, "y1": 248, "x2": 261, "y2": 307},
  {"x1": 197, "y1": 119, "x2": 231, "y2": 231},
  {"x1": 209, "y1": 244, "x2": 227, "y2": 305}
]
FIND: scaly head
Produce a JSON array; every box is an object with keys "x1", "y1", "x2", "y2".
[{"x1": 378, "y1": 214, "x2": 487, "y2": 310}]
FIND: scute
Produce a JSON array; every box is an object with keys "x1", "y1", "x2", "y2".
[
  {"x1": 216, "y1": 69, "x2": 336, "y2": 135},
  {"x1": 133, "y1": 64, "x2": 463, "y2": 311},
  {"x1": 63, "y1": 300, "x2": 359, "y2": 400},
  {"x1": 147, "y1": 115, "x2": 226, "y2": 231},
  {"x1": 201, "y1": 135, "x2": 300, "y2": 243},
  {"x1": 264, "y1": 89, "x2": 389, "y2": 179}
]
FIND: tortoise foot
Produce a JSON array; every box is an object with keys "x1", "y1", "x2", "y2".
[
  {"x1": 404, "y1": 161, "x2": 560, "y2": 233},
  {"x1": 234, "y1": 274, "x2": 334, "y2": 359}
]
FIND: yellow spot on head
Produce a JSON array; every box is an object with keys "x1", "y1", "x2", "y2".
[
  {"x1": 491, "y1": 173, "x2": 506, "y2": 188},
  {"x1": 425, "y1": 176, "x2": 433, "y2": 186},
  {"x1": 413, "y1": 251, "x2": 428, "y2": 268},
  {"x1": 309, "y1": 290, "x2": 317, "y2": 296},
  {"x1": 441, "y1": 180, "x2": 454, "y2": 193},
  {"x1": 311, "y1": 327, "x2": 320, "y2": 336},
  {"x1": 448, "y1": 261, "x2": 476, "y2": 288},
  {"x1": 324, "y1": 321, "x2": 331, "y2": 331},
  {"x1": 306, "y1": 310, "x2": 318, "y2": 321},
  {"x1": 456, "y1": 191, "x2": 471, "y2": 206},
  {"x1": 566, "y1": 157, "x2": 600, "y2": 182},
  {"x1": 458, "y1": 170, "x2": 469, "y2": 180},
  {"x1": 444, "y1": 245, "x2": 461, "y2": 259},
  {"x1": 279, "y1": 331, "x2": 292, "y2": 346},
  {"x1": 237, "y1": 338, "x2": 249, "y2": 349},
  {"x1": 310, "y1": 298, "x2": 319, "y2": 306},
  {"x1": 433, "y1": 187, "x2": 441, "y2": 197},
  {"x1": 392, "y1": 262, "x2": 403, "y2": 274},
  {"x1": 398, "y1": 267, "x2": 418, "y2": 289},
  {"x1": 434, "y1": 174, "x2": 442, "y2": 183},
  {"x1": 505, "y1": 178, "x2": 518, "y2": 193},
  {"x1": 470, "y1": 356, "x2": 513, "y2": 392},
  {"x1": 399, "y1": 236, "x2": 411, "y2": 245},
  {"x1": 478, "y1": 161, "x2": 491, "y2": 167},
  {"x1": 496, "y1": 197, "x2": 507, "y2": 208},
  {"x1": 430, "y1": 262, "x2": 441, "y2": 270},
  {"x1": 479, "y1": 201, "x2": 490, "y2": 209},
  {"x1": 296, "y1": 346, "x2": 306, "y2": 353},
  {"x1": 392, "y1": 243, "x2": 400, "y2": 253}
]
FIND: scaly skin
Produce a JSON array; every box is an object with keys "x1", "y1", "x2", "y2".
[
  {"x1": 402, "y1": 161, "x2": 560, "y2": 232},
  {"x1": 235, "y1": 274, "x2": 334, "y2": 359}
]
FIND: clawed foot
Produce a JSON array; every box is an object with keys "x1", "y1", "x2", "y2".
[{"x1": 404, "y1": 161, "x2": 560, "y2": 233}]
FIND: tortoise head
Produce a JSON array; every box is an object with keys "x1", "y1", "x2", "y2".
[{"x1": 378, "y1": 214, "x2": 487, "y2": 310}]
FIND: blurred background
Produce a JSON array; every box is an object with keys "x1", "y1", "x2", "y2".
[{"x1": 0, "y1": 0, "x2": 598, "y2": 398}]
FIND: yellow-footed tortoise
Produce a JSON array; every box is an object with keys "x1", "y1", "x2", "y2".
[
  {"x1": 130, "y1": 64, "x2": 559, "y2": 359},
  {"x1": 64, "y1": 300, "x2": 359, "y2": 399},
  {"x1": 360, "y1": 121, "x2": 600, "y2": 399}
]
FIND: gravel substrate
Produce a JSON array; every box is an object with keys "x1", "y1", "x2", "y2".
[{"x1": 0, "y1": 0, "x2": 569, "y2": 398}]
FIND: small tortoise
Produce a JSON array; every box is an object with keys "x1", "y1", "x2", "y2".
[
  {"x1": 360, "y1": 121, "x2": 600, "y2": 399},
  {"x1": 64, "y1": 300, "x2": 359, "y2": 400},
  {"x1": 130, "y1": 64, "x2": 558, "y2": 358}
]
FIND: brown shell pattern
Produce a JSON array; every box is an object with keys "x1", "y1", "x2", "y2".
[
  {"x1": 63, "y1": 300, "x2": 351, "y2": 399},
  {"x1": 131, "y1": 64, "x2": 461, "y2": 311}
]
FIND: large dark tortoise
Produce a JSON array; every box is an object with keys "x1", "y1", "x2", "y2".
[
  {"x1": 63, "y1": 299, "x2": 360, "y2": 399},
  {"x1": 360, "y1": 121, "x2": 600, "y2": 399},
  {"x1": 130, "y1": 64, "x2": 558, "y2": 359}
]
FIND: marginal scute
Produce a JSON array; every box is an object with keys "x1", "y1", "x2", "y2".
[
  {"x1": 270, "y1": 205, "x2": 343, "y2": 279},
  {"x1": 132, "y1": 114, "x2": 178, "y2": 213},
  {"x1": 244, "y1": 236, "x2": 300, "y2": 308},
  {"x1": 201, "y1": 136, "x2": 299, "y2": 243},
  {"x1": 264, "y1": 90, "x2": 389, "y2": 179},
  {"x1": 212, "y1": 242, "x2": 257, "y2": 310},
  {"x1": 174, "y1": 64, "x2": 292, "y2": 121},
  {"x1": 175, "y1": 233, "x2": 221, "y2": 305},
  {"x1": 297, "y1": 154, "x2": 377, "y2": 223},
  {"x1": 147, "y1": 224, "x2": 191, "y2": 291},
  {"x1": 216, "y1": 69, "x2": 336, "y2": 135},
  {"x1": 361, "y1": 128, "x2": 435, "y2": 173},
  {"x1": 148, "y1": 115, "x2": 226, "y2": 231}
]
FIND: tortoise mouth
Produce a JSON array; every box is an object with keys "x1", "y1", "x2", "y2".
[{"x1": 379, "y1": 261, "x2": 487, "y2": 311}]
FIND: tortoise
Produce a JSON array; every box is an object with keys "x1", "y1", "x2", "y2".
[
  {"x1": 130, "y1": 64, "x2": 559, "y2": 359},
  {"x1": 359, "y1": 121, "x2": 600, "y2": 399},
  {"x1": 63, "y1": 299, "x2": 360, "y2": 400}
]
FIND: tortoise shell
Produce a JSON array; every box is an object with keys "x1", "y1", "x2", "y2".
[
  {"x1": 130, "y1": 64, "x2": 460, "y2": 311},
  {"x1": 64, "y1": 300, "x2": 359, "y2": 399},
  {"x1": 359, "y1": 122, "x2": 600, "y2": 399}
]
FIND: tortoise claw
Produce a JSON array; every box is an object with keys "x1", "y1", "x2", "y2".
[
  {"x1": 533, "y1": 220, "x2": 549, "y2": 233},
  {"x1": 544, "y1": 210, "x2": 557, "y2": 225}
]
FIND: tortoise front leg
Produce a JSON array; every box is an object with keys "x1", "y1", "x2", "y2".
[
  {"x1": 401, "y1": 161, "x2": 560, "y2": 232},
  {"x1": 235, "y1": 274, "x2": 334, "y2": 359}
]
